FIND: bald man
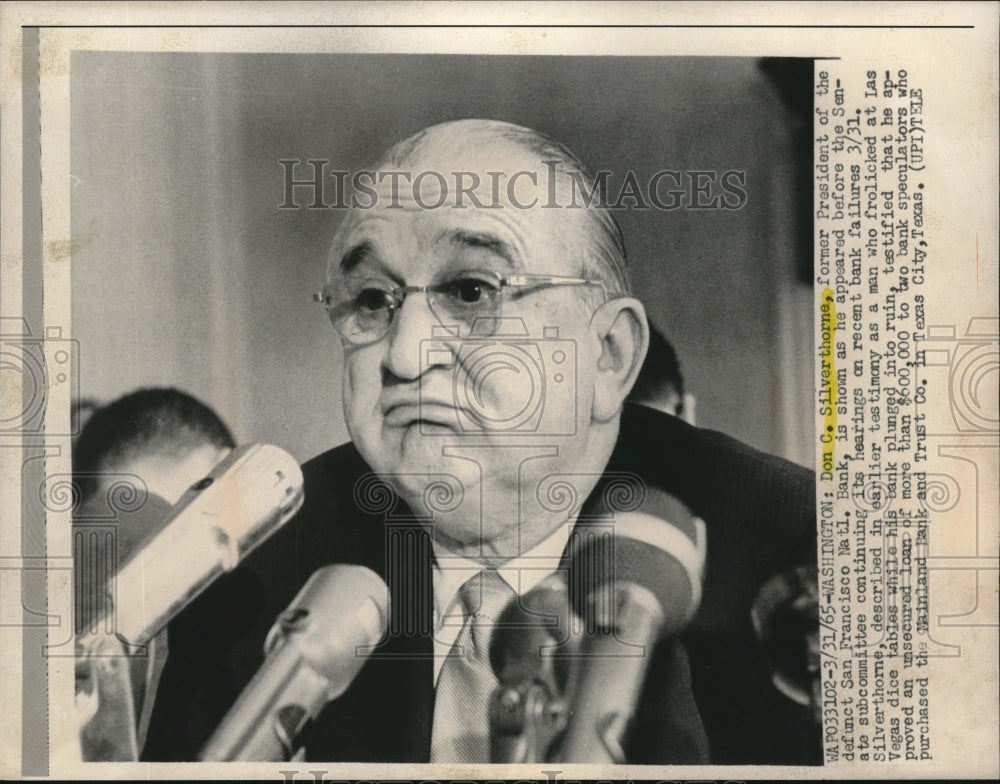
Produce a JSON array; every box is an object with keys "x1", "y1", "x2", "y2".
[{"x1": 143, "y1": 120, "x2": 816, "y2": 765}]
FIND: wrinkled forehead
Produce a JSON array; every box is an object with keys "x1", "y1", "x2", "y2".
[{"x1": 327, "y1": 144, "x2": 586, "y2": 281}]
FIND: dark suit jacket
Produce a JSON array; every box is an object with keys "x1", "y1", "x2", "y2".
[{"x1": 142, "y1": 404, "x2": 818, "y2": 764}]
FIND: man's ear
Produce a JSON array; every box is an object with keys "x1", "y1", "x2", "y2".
[{"x1": 589, "y1": 297, "x2": 649, "y2": 423}]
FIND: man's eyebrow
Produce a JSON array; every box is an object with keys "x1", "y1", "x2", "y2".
[
  {"x1": 443, "y1": 230, "x2": 519, "y2": 269},
  {"x1": 339, "y1": 241, "x2": 373, "y2": 274}
]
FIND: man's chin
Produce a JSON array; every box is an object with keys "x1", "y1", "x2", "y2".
[
  {"x1": 368, "y1": 430, "x2": 481, "y2": 500},
  {"x1": 366, "y1": 423, "x2": 571, "y2": 511}
]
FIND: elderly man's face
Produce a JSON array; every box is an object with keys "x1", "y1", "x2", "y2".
[{"x1": 331, "y1": 154, "x2": 605, "y2": 547}]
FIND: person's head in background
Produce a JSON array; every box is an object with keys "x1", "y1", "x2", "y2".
[
  {"x1": 73, "y1": 387, "x2": 235, "y2": 506},
  {"x1": 71, "y1": 398, "x2": 101, "y2": 439},
  {"x1": 72, "y1": 389, "x2": 234, "y2": 750},
  {"x1": 627, "y1": 321, "x2": 696, "y2": 425}
]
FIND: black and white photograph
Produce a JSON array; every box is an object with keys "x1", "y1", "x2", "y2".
[
  {"x1": 68, "y1": 48, "x2": 819, "y2": 766},
  {"x1": 0, "y1": 3, "x2": 996, "y2": 780}
]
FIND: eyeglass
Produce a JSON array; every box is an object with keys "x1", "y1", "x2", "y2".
[{"x1": 314, "y1": 269, "x2": 606, "y2": 345}]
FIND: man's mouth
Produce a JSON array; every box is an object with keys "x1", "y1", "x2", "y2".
[{"x1": 382, "y1": 402, "x2": 459, "y2": 429}]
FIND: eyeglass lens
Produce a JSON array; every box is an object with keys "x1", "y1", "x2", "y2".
[{"x1": 327, "y1": 272, "x2": 505, "y2": 343}]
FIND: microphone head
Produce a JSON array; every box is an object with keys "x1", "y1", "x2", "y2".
[
  {"x1": 198, "y1": 565, "x2": 389, "y2": 762},
  {"x1": 167, "y1": 442, "x2": 305, "y2": 567},
  {"x1": 99, "y1": 443, "x2": 304, "y2": 645},
  {"x1": 489, "y1": 574, "x2": 579, "y2": 691},
  {"x1": 569, "y1": 485, "x2": 705, "y2": 637},
  {"x1": 752, "y1": 565, "x2": 820, "y2": 707},
  {"x1": 265, "y1": 564, "x2": 389, "y2": 699}
]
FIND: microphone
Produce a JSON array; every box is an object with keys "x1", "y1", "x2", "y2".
[
  {"x1": 751, "y1": 566, "x2": 821, "y2": 724},
  {"x1": 73, "y1": 443, "x2": 302, "y2": 762},
  {"x1": 82, "y1": 443, "x2": 304, "y2": 647},
  {"x1": 73, "y1": 491, "x2": 175, "y2": 762},
  {"x1": 488, "y1": 574, "x2": 580, "y2": 763},
  {"x1": 199, "y1": 564, "x2": 389, "y2": 761},
  {"x1": 551, "y1": 486, "x2": 706, "y2": 763},
  {"x1": 74, "y1": 492, "x2": 175, "y2": 644}
]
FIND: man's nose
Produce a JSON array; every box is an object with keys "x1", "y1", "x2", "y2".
[{"x1": 382, "y1": 291, "x2": 455, "y2": 381}]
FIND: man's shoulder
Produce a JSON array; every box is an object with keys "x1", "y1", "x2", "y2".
[
  {"x1": 301, "y1": 439, "x2": 371, "y2": 491},
  {"x1": 616, "y1": 403, "x2": 816, "y2": 616},
  {"x1": 618, "y1": 406, "x2": 819, "y2": 764},
  {"x1": 291, "y1": 440, "x2": 383, "y2": 550},
  {"x1": 617, "y1": 403, "x2": 813, "y2": 508},
  {"x1": 299, "y1": 440, "x2": 393, "y2": 521},
  {"x1": 236, "y1": 440, "x2": 382, "y2": 581}
]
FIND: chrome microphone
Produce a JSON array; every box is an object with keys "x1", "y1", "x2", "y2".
[
  {"x1": 199, "y1": 564, "x2": 390, "y2": 761},
  {"x1": 73, "y1": 443, "x2": 304, "y2": 762},
  {"x1": 87, "y1": 443, "x2": 304, "y2": 646}
]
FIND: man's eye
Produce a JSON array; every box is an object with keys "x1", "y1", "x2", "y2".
[
  {"x1": 443, "y1": 277, "x2": 500, "y2": 305},
  {"x1": 356, "y1": 288, "x2": 392, "y2": 311}
]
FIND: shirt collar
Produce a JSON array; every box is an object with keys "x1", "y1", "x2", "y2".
[{"x1": 431, "y1": 522, "x2": 571, "y2": 624}]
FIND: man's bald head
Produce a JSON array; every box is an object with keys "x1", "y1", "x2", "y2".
[{"x1": 329, "y1": 119, "x2": 630, "y2": 298}]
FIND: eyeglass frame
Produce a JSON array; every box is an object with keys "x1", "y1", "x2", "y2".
[{"x1": 313, "y1": 270, "x2": 609, "y2": 346}]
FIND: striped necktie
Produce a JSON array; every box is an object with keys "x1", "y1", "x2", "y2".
[{"x1": 430, "y1": 569, "x2": 515, "y2": 763}]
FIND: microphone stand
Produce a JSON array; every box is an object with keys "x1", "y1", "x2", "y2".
[
  {"x1": 76, "y1": 634, "x2": 141, "y2": 761},
  {"x1": 490, "y1": 670, "x2": 568, "y2": 763},
  {"x1": 488, "y1": 574, "x2": 577, "y2": 763}
]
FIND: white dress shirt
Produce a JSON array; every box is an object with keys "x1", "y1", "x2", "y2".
[{"x1": 430, "y1": 523, "x2": 571, "y2": 683}]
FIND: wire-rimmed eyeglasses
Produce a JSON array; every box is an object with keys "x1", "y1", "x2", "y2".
[{"x1": 314, "y1": 269, "x2": 606, "y2": 345}]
